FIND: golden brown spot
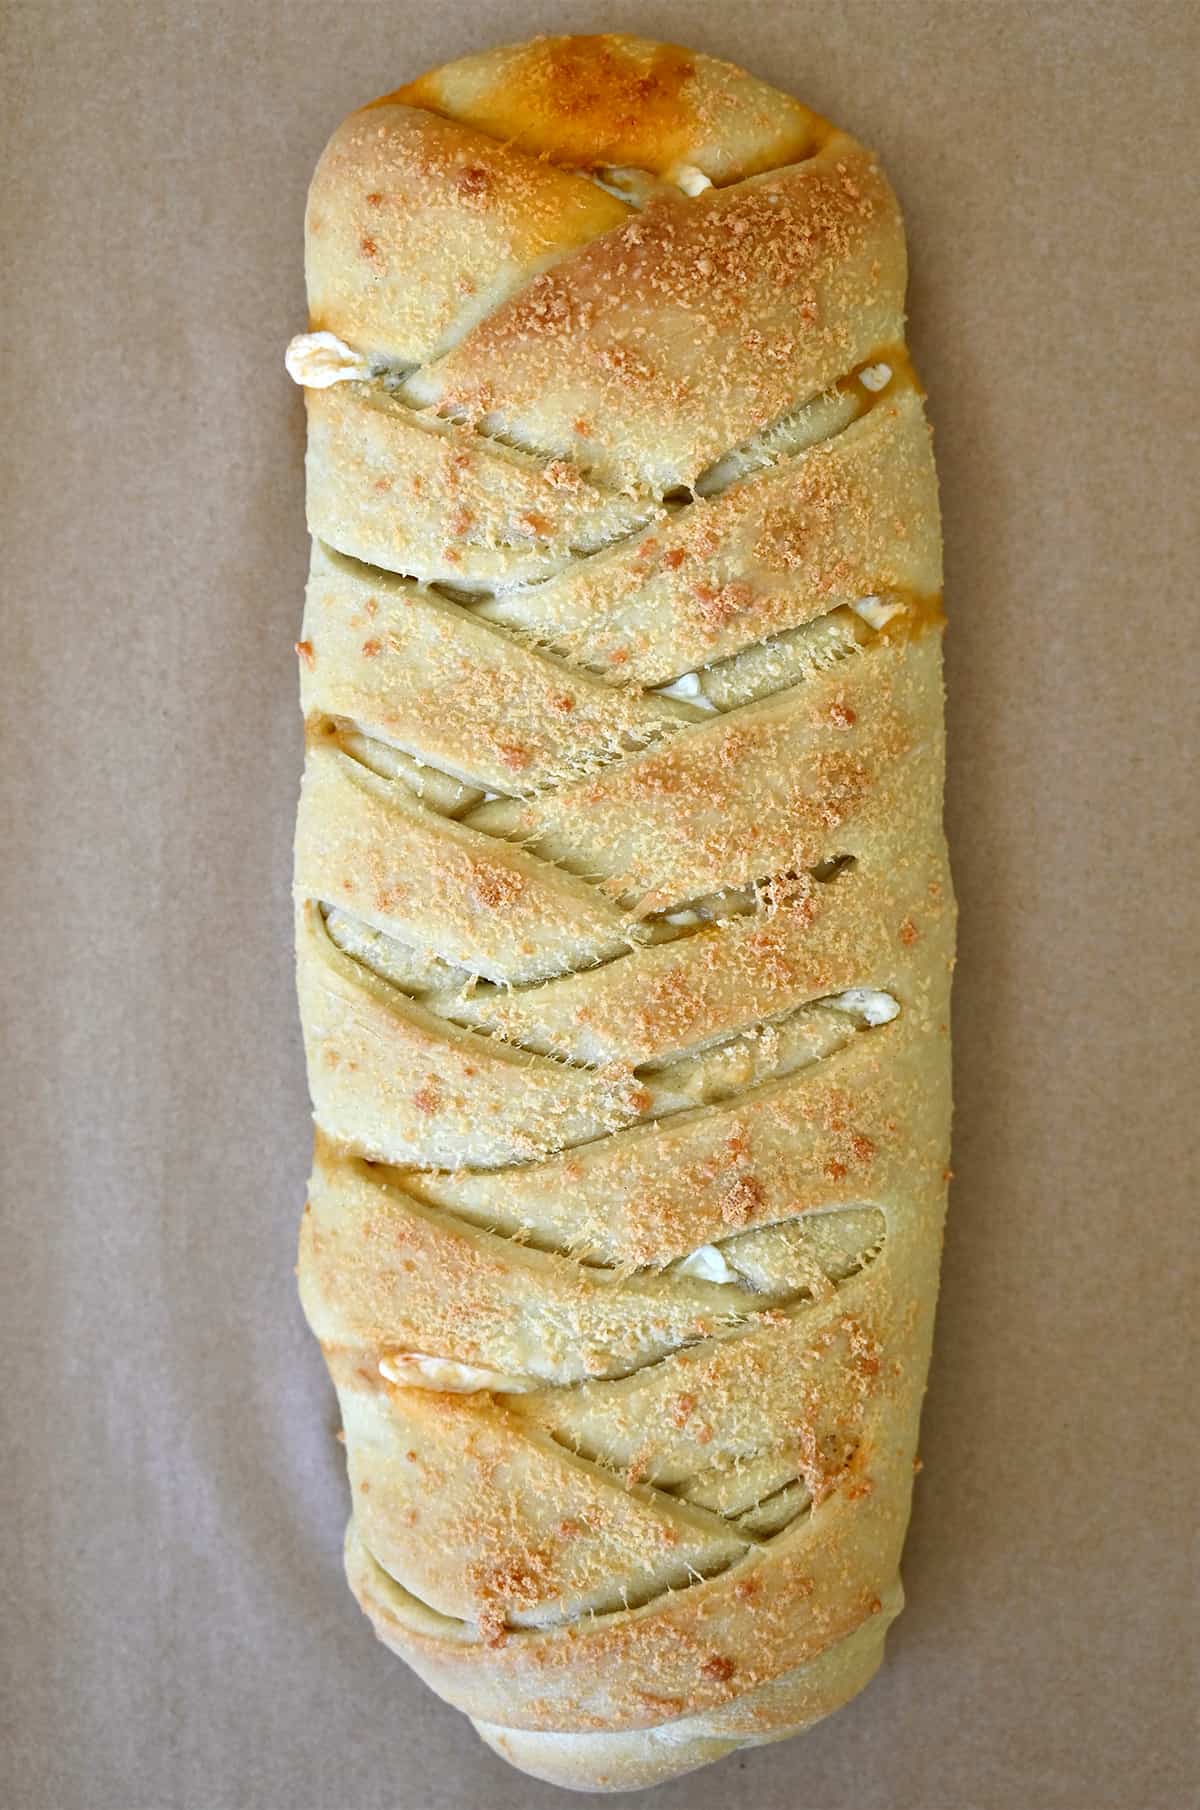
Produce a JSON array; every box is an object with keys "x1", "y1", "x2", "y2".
[
  {"x1": 497, "y1": 741, "x2": 530, "y2": 770},
  {"x1": 700, "y1": 1655, "x2": 735, "y2": 1684},
  {"x1": 364, "y1": 191, "x2": 384, "y2": 207},
  {"x1": 747, "y1": 919, "x2": 806, "y2": 982},
  {"x1": 412, "y1": 1083, "x2": 442, "y2": 1115},
  {"x1": 900, "y1": 917, "x2": 919, "y2": 946},
  {"x1": 361, "y1": 638, "x2": 382, "y2": 658},
  {"x1": 550, "y1": 692, "x2": 576, "y2": 713},
  {"x1": 600, "y1": 343, "x2": 654, "y2": 382},
  {"x1": 720, "y1": 1173, "x2": 765, "y2": 1226},
  {"x1": 294, "y1": 640, "x2": 315, "y2": 667},
  {"x1": 472, "y1": 866, "x2": 524, "y2": 909},
  {"x1": 691, "y1": 578, "x2": 754, "y2": 634},
  {"x1": 455, "y1": 163, "x2": 493, "y2": 197},
  {"x1": 477, "y1": 1607, "x2": 507, "y2": 1647},
  {"x1": 828, "y1": 699, "x2": 857, "y2": 728},
  {"x1": 398, "y1": 37, "x2": 702, "y2": 174},
  {"x1": 844, "y1": 1318, "x2": 882, "y2": 1378},
  {"x1": 468, "y1": 1551, "x2": 553, "y2": 1613},
  {"x1": 372, "y1": 476, "x2": 392, "y2": 493},
  {"x1": 543, "y1": 458, "x2": 580, "y2": 492},
  {"x1": 809, "y1": 751, "x2": 870, "y2": 828},
  {"x1": 359, "y1": 234, "x2": 380, "y2": 260}
]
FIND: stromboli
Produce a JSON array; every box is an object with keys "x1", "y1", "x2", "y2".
[{"x1": 288, "y1": 32, "x2": 953, "y2": 1793}]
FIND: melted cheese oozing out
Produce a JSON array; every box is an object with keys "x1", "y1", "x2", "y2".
[
  {"x1": 285, "y1": 330, "x2": 371, "y2": 388},
  {"x1": 827, "y1": 988, "x2": 901, "y2": 1026},
  {"x1": 858, "y1": 361, "x2": 893, "y2": 392},
  {"x1": 675, "y1": 1243, "x2": 741, "y2": 1284},
  {"x1": 653, "y1": 670, "x2": 719, "y2": 711},
  {"x1": 591, "y1": 163, "x2": 713, "y2": 205},
  {"x1": 379, "y1": 1353, "x2": 535, "y2": 1394},
  {"x1": 850, "y1": 594, "x2": 905, "y2": 630}
]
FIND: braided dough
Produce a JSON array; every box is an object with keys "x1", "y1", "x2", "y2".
[{"x1": 289, "y1": 33, "x2": 953, "y2": 1793}]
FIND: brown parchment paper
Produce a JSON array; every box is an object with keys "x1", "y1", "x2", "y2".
[{"x1": 2, "y1": 2, "x2": 1196, "y2": 1806}]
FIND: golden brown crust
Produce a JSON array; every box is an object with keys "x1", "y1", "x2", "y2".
[
  {"x1": 389, "y1": 34, "x2": 827, "y2": 182},
  {"x1": 291, "y1": 30, "x2": 952, "y2": 1792}
]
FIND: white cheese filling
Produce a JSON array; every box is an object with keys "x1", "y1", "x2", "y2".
[
  {"x1": 379, "y1": 1353, "x2": 535, "y2": 1394},
  {"x1": 653, "y1": 670, "x2": 719, "y2": 711},
  {"x1": 858, "y1": 361, "x2": 893, "y2": 392},
  {"x1": 285, "y1": 330, "x2": 371, "y2": 388},
  {"x1": 827, "y1": 988, "x2": 901, "y2": 1026},
  {"x1": 850, "y1": 594, "x2": 905, "y2": 631},
  {"x1": 675, "y1": 1243, "x2": 741, "y2": 1285},
  {"x1": 672, "y1": 163, "x2": 713, "y2": 196}
]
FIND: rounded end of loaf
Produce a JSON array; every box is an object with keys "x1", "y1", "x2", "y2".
[
  {"x1": 469, "y1": 1617, "x2": 891, "y2": 1792},
  {"x1": 470, "y1": 1720, "x2": 741, "y2": 1793},
  {"x1": 384, "y1": 33, "x2": 829, "y2": 182},
  {"x1": 344, "y1": 1515, "x2": 904, "y2": 1792}
]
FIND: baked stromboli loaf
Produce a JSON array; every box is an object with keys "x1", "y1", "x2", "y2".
[{"x1": 288, "y1": 33, "x2": 953, "y2": 1794}]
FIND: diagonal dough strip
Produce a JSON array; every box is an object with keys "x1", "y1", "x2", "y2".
[
  {"x1": 477, "y1": 385, "x2": 941, "y2": 684},
  {"x1": 403, "y1": 137, "x2": 907, "y2": 494}
]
